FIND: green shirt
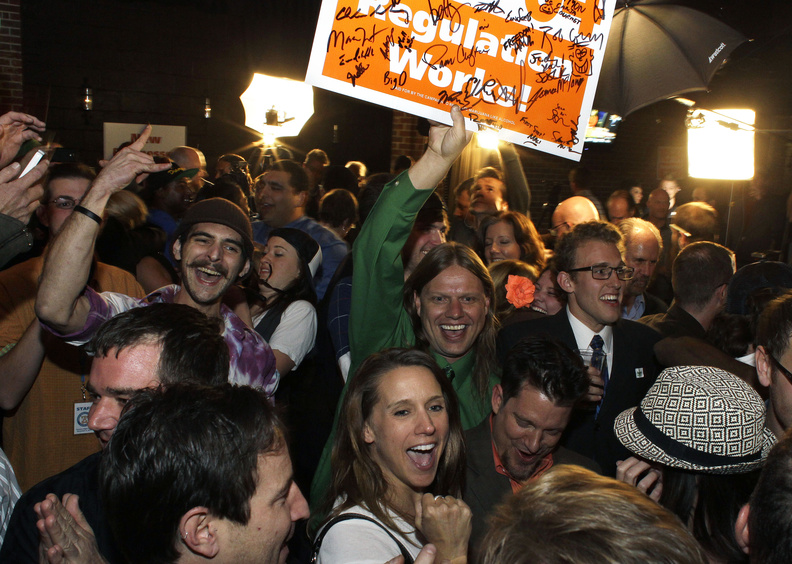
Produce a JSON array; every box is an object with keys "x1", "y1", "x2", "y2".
[{"x1": 310, "y1": 172, "x2": 494, "y2": 513}]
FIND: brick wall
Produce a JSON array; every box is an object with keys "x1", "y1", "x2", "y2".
[
  {"x1": 391, "y1": 110, "x2": 426, "y2": 166},
  {"x1": 0, "y1": 0, "x2": 22, "y2": 111},
  {"x1": 20, "y1": 0, "x2": 393, "y2": 173}
]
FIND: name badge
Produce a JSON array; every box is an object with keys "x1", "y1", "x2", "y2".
[
  {"x1": 74, "y1": 402, "x2": 92, "y2": 435},
  {"x1": 635, "y1": 367, "x2": 645, "y2": 379}
]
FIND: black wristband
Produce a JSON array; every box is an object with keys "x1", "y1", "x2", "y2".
[{"x1": 73, "y1": 205, "x2": 103, "y2": 226}]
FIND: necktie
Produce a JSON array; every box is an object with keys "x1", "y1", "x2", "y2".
[
  {"x1": 443, "y1": 365, "x2": 456, "y2": 382},
  {"x1": 590, "y1": 334, "x2": 608, "y2": 417}
]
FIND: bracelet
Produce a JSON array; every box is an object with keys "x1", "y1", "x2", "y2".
[{"x1": 73, "y1": 205, "x2": 103, "y2": 226}]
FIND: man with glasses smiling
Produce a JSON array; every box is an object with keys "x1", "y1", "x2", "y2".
[
  {"x1": 498, "y1": 221, "x2": 662, "y2": 476},
  {"x1": 0, "y1": 163, "x2": 146, "y2": 491}
]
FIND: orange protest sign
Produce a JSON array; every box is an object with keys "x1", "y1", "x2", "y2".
[{"x1": 306, "y1": 0, "x2": 616, "y2": 161}]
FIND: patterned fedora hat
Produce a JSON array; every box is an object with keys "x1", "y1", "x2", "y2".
[{"x1": 614, "y1": 365, "x2": 775, "y2": 474}]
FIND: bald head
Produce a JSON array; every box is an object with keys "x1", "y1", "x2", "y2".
[
  {"x1": 646, "y1": 188, "x2": 670, "y2": 222},
  {"x1": 168, "y1": 146, "x2": 206, "y2": 171},
  {"x1": 168, "y1": 146, "x2": 207, "y2": 191},
  {"x1": 552, "y1": 196, "x2": 599, "y2": 238}
]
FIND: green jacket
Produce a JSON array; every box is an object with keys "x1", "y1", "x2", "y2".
[{"x1": 310, "y1": 172, "x2": 494, "y2": 514}]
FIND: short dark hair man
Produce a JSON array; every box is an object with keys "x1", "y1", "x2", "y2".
[
  {"x1": 1, "y1": 304, "x2": 229, "y2": 563},
  {"x1": 670, "y1": 201, "x2": 719, "y2": 251},
  {"x1": 140, "y1": 163, "x2": 200, "y2": 241},
  {"x1": 470, "y1": 166, "x2": 508, "y2": 215},
  {"x1": 464, "y1": 334, "x2": 597, "y2": 551},
  {"x1": 253, "y1": 159, "x2": 347, "y2": 300},
  {"x1": 34, "y1": 128, "x2": 276, "y2": 392},
  {"x1": 755, "y1": 291, "x2": 792, "y2": 440},
  {"x1": 448, "y1": 143, "x2": 530, "y2": 245},
  {"x1": 641, "y1": 241, "x2": 735, "y2": 338},
  {"x1": 100, "y1": 383, "x2": 309, "y2": 564},
  {"x1": 735, "y1": 428, "x2": 792, "y2": 563},
  {"x1": 606, "y1": 189, "x2": 635, "y2": 224},
  {"x1": 498, "y1": 221, "x2": 662, "y2": 476}
]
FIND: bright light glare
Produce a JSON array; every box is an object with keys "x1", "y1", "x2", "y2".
[
  {"x1": 240, "y1": 74, "x2": 314, "y2": 138},
  {"x1": 477, "y1": 129, "x2": 500, "y2": 150},
  {"x1": 688, "y1": 109, "x2": 754, "y2": 180},
  {"x1": 261, "y1": 132, "x2": 277, "y2": 147}
]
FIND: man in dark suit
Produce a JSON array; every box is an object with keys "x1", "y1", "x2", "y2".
[
  {"x1": 498, "y1": 221, "x2": 661, "y2": 477},
  {"x1": 465, "y1": 334, "x2": 600, "y2": 553}
]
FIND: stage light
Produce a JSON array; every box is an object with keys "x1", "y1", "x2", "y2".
[
  {"x1": 687, "y1": 108, "x2": 754, "y2": 180},
  {"x1": 240, "y1": 74, "x2": 314, "y2": 139}
]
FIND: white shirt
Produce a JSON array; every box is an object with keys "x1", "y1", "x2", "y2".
[
  {"x1": 316, "y1": 504, "x2": 422, "y2": 564},
  {"x1": 567, "y1": 306, "x2": 614, "y2": 376},
  {"x1": 252, "y1": 300, "x2": 317, "y2": 371}
]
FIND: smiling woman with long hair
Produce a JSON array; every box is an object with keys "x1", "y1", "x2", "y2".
[{"x1": 314, "y1": 348, "x2": 471, "y2": 563}]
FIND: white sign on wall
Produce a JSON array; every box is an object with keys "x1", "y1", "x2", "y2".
[{"x1": 103, "y1": 123, "x2": 187, "y2": 160}]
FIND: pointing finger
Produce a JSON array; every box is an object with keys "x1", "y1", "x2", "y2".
[{"x1": 128, "y1": 125, "x2": 152, "y2": 152}]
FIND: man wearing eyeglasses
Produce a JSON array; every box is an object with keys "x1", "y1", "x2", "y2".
[
  {"x1": 498, "y1": 221, "x2": 662, "y2": 476},
  {"x1": 0, "y1": 163, "x2": 145, "y2": 491},
  {"x1": 755, "y1": 292, "x2": 792, "y2": 441}
]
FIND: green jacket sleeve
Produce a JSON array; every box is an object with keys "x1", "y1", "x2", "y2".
[{"x1": 348, "y1": 172, "x2": 436, "y2": 375}]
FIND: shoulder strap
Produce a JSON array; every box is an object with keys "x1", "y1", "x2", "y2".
[
  {"x1": 311, "y1": 512, "x2": 414, "y2": 564},
  {"x1": 254, "y1": 298, "x2": 290, "y2": 342}
]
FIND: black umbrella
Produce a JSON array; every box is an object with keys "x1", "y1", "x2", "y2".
[{"x1": 593, "y1": 0, "x2": 748, "y2": 117}]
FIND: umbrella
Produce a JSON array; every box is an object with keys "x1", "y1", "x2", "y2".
[
  {"x1": 594, "y1": 0, "x2": 748, "y2": 117},
  {"x1": 239, "y1": 74, "x2": 314, "y2": 138}
]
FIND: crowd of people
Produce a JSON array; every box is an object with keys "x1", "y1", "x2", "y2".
[{"x1": 0, "y1": 104, "x2": 791, "y2": 564}]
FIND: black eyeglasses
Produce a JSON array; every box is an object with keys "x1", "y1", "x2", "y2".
[
  {"x1": 549, "y1": 221, "x2": 570, "y2": 237},
  {"x1": 768, "y1": 353, "x2": 792, "y2": 384},
  {"x1": 567, "y1": 264, "x2": 635, "y2": 281},
  {"x1": 49, "y1": 196, "x2": 81, "y2": 210}
]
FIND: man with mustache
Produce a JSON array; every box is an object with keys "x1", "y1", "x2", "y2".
[{"x1": 35, "y1": 128, "x2": 277, "y2": 393}]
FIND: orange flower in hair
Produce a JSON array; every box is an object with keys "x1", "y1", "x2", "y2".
[{"x1": 505, "y1": 275, "x2": 535, "y2": 309}]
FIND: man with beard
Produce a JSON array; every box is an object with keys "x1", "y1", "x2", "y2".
[
  {"x1": 35, "y1": 127, "x2": 277, "y2": 393},
  {"x1": 617, "y1": 218, "x2": 667, "y2": 320},
  {"x1": 464, "y1": 334, "x2": 598, "y2": 554}
]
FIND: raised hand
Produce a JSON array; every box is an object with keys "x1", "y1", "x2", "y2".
[
  {"x1": 91, "y1": 125, "x2": 171, "y2": 197},
  {"x1": 616, "y1": 456, "x2": 663, "y2": 501},
  {"x1": 0, "y1": 149, "x2": 48, "y2": 223},
  {"x1": 425, "y1": 105, "x2": 473, "y2": 165},
  {"x1": 414, "y1": 493, "x2": 471, "y2": 563},
  {"x1": 0, "y1": 111, "x2": 46, "y2": 168},
  {"x1": 409, "y1": 106, "x2": 473, "y2": 192}
]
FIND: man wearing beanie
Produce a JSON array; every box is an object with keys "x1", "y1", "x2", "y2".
[{"x1": 36, "y1": 128, "x2": 277, "y2": 394}]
